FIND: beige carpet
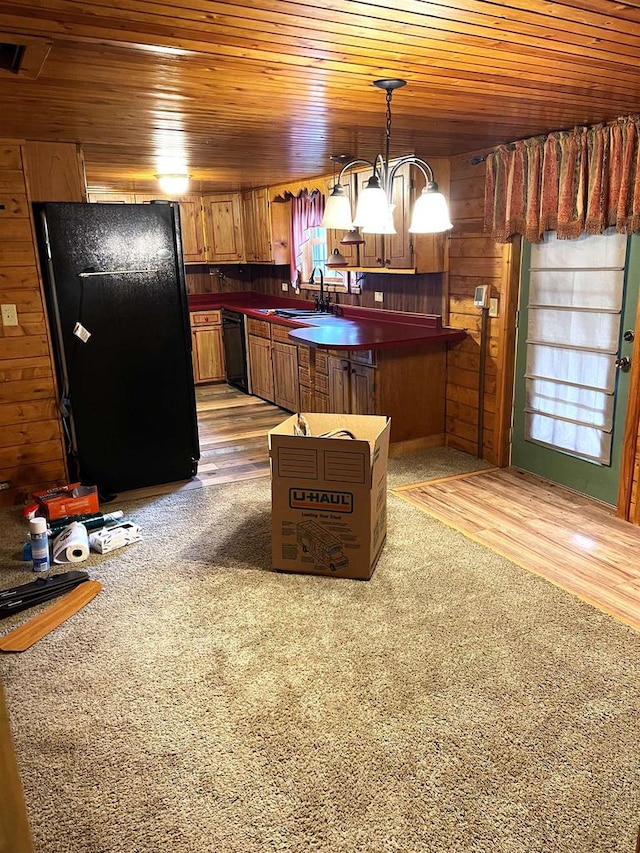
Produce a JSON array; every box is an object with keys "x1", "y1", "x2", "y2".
[{"x1": 0, "y1": 448, "x2": 638, "y2": 853}]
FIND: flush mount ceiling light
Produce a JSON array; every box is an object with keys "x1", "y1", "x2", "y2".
[
  {"x1": 321, "y1": 79, "x2": 453, "y2": 239},
  {"x1": 156, "y1": 173, "x2": 191, "y2": 196}
]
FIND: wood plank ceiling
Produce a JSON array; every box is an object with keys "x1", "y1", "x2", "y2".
[{"x1": 0, "y1": 1, "x2": 639, "y2": 192}]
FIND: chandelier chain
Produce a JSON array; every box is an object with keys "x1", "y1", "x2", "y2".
[{"x1": 385, "y1": 89, "x2": 393, "y2": 182}]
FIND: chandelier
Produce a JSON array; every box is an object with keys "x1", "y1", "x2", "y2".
[{"x1": 320, "y1": 79, "x2": 452, "y2": 266}]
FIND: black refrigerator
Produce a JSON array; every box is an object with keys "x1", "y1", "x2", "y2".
[{"x1": 35, "y1": 201, "x2": 200, "y2": 495}]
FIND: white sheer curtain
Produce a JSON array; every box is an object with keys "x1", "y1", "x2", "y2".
[{"x1": 524, "y1": 231, "x2": 627, "y2": 464}]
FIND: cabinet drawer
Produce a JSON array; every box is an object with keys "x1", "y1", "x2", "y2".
[
  {"x1": 315, "y1": 372, "x2": 329, "y2": 396},
  {"x1": 314, "y1": 392, "x2": 330, "y2": 413},
  {"x1": 297, "y1": 345, "x2": 311, "y2": 367},
  {"x1": 247, "y1": 317, "x2": 272, "y2": 339},
  {"x1": 350, "y1": 348, "x2": 377, "y2": 366},
  {"x1": 315, "y1": 350, "x2": 328, "y2": 374},
  {"x1": 271, "y1": 323, "x2": 293, "y2": 344},
  {"x1": 299, "y1": 364, "x2": 311, "y2": 387},
  {"x1": 191, "y1": 310, "x2": 221, "y2": 326}
]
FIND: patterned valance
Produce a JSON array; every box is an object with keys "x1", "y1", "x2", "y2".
[{"x1": 484, "y1": 116, "x2": 640, "y2": 243}]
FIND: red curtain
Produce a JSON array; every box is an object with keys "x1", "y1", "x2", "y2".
[
  {"x1": 484, "y1": 116, "x2": 640, "y2": 242},
  {"x1": 289, "y1": 190, "x2": 325, "y2": 284}
]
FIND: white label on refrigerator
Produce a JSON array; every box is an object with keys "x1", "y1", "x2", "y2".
[{"x1": 73, "y1": 322, "x2": 91, "y2": 343}]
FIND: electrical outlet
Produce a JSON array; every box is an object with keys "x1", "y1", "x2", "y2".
[
  {"x1": 374, "y1": 291, "x2": 384, "y2": 303},
  {"x1": 1, "y1": 304, "x2": 18, "y2": 326},
  {"x1": 489, "y1": 297, "x2": 499, "y2": 317},
  {"x1": 281, "y1": 282, "x2": 289, "y2": 291}
]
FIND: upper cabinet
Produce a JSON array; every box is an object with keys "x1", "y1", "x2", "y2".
[
  {"x1": 203, "y1": 193, "x2": 245, "y2": 263},
  {"x1": 330, "y1": 158, "x2": 449, "y2": 273},
  {"x1": 86, "y1": 191, "x2": 207, "y2": 263}
]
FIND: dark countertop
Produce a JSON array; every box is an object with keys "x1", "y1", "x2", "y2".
[{"x1": 188, "y1": 291, "x2": 466, "y2": 351}]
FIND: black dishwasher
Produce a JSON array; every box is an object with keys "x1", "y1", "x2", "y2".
[{"x1": 222, "y1": 309, "x2": 249, "y2": 393}]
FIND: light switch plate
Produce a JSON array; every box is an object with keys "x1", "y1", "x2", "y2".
[
  {"x1": 489, "y1": 297, "x2": 499, "y2": 317},
  {"x1": 281, "y1": 282, "x2": 289, "y2": 291},
  {"x1": 374, "y1": 291, "x2": 384, "y2": 303},
  {"x1": 1, "y1": 304, "x2": 18, "y2": 326}
]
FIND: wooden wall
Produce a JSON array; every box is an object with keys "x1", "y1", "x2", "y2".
[
  {"x1": 185, "y1": 265, "x2": 444, "y2": 315},
  {"x1": 0, "y1": 140, "x2": 85, "y2": 506},
  {"x1": 444, "y1": 152, "x2": 519, "y2": 466}
]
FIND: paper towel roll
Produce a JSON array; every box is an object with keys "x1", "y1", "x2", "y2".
[{"x1": 52, "y1": 521, "x2": 90, "y2": 564}]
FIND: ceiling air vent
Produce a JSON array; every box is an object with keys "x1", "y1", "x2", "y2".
[
  {"x1": 0, "y1": 43, "x2": 25, "y2": 73},
  {"x1": 0, "y1": 34, "x2": 52, "y2": 79}
]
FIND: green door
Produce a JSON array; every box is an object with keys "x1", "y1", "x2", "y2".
[{"x1": 512, "y1": 231, "x2": 640, "y2": 506}]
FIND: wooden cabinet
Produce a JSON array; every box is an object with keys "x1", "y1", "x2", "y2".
[
  {"x1": 203, "y1": 193, "x2": 245, "y2": 263},
  {"x1": 87, "y1": 191, "x2": 209, "y2": 263},
  {"x1": 248, "y1": 333, "x2": 274, "y2": 402},
  {"x1": 328, "y1": 352, "x2": 376, "y2": 414},
  {"x1": 89, "y1": 186, "x2": 291, "y2": 267},
  {"x1": 190, "y1": 310, "x2": 225, "y2": 384},
  {"x1": 272, "y1": 341, "x2": 300, "y2": 411},
  {"x1": 242, "y1": 187, "x2": 272, "y2": 262},
  {"x1": 175, "y1": 195, "x2": 208, "y2": 263},
  {"x1": 323, "y1": 346, "x2": 446, "y2": 446},
  {"x1": 313, "y1": 349, "x2": 330, "y2": 412},
  {"x1": 247, "y1": 318, "x2": 301, "y2": 411}
]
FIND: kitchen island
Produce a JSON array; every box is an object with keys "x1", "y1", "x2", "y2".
[{"x1": 188, "y1": 291, "x2": 466, "y2": 451}]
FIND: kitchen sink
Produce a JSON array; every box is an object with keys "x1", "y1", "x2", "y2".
[{"x1": 273, "y1": 308, "x2": 334, "y2": 318}]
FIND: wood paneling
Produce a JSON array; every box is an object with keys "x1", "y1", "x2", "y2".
[
  {"x1": 24, "y1": 141, "x2": 87, "y2": 202},
  {"x1": 0, "y1": 138, "x2": 84, "y2": 505},
  {"x1": 0, "y1": 3, "x2": 639, "y2": 193},
  {"x1": 445, "y1": 151, "x2": 515, "y2": 467}
]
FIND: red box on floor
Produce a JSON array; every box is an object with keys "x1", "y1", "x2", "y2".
[{"x1": 33, "y1": 482, "x2": 99, "y2": 520}]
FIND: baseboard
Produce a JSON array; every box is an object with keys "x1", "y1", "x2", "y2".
[{"x1": 389, "y1": 433, "x2": 445, "y2": 458}]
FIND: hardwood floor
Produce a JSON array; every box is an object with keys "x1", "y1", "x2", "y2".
[
  {"x1": 116, "y1": 383, "x2": 287, "y2": 501},
  {"x1": 394, "y1": 467, "x2": 640, "y2": 632}
]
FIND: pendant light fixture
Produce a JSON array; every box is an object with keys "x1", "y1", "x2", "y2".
[{"x1": 320, "y1": 79, "x2": 452, "y2": 239}]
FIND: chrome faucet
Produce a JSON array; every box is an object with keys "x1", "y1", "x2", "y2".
[{"x1": 309, "y1": 267, "x2": 332, "y2": 312}]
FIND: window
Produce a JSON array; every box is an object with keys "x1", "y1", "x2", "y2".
[
  {"x1": 299, "y1": 226, "x2": 346, "y2": 289},
  {"x1": 523, "y1": 230, "x2": 627, "y2": 465}
]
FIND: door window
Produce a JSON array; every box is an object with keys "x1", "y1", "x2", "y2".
[{"x1": 523, "y1": 231, "x2": 627, "y2": 465}]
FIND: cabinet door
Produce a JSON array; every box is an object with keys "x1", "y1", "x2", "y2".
[
  {"x1": 272, "y1": 341, "x2": 300, "y2": 412},
  {"x1": 327, "y1": 355, "x2": 351, "y2": 414},
  {"x1": 386, "y1": 162, "x2": 413, "y2": 269},
  {"x1": 88, "y1": 192, "x2": 136, "y2": 203},
  {"x1": 192, "y1": 326, "x2": 225, "y2": 383},
  {"x1": 355, "y1": 169, "x2": 385, "y2": 268},
  {"x1": 204, "y1": 193, "x2": 245, "y2": 262},
  {"x1": 242, "y1": 190, "x2": 257, "y2": 261},
  {"x1": 177, "y1": 195, "x2": 207, "y2": 263},
  {"x1": 270, "y1": 194, "x2": 291, "y2": 266},
  {"x1": 248, "y1": 334, "x2": 274, "y2": 402},
  {"x1": 350, "y1": 363, "x2": 376, "y2": 414},
  {"x1": 252, "y1": 187, "x2": 272, "y2": 262}
]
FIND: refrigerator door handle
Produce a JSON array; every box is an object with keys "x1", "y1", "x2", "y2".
[{"x1": 78, "y1": 268, "x2": 162, "y2": 277}]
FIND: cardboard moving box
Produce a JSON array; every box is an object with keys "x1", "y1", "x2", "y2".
[{"x1": 269, "y1": 413, "x2": 390, "y2": 580}]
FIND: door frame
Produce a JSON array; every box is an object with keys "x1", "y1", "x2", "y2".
[{"x1": 496, "y1": 236, "x2": 640, "y2": 521}]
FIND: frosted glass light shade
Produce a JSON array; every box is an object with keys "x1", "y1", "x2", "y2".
[
  {"x1": 320, "y1": 185, "x2": 353, "y2": 230},
  {"x1": 352, "y1": 179, "x2": 390, "y2": 232},
  {"x1": 157, "y1": 174, "x2": 190, "y2": 195},
  {"x1": 409, "y1": 188, "x2": 453, "y2": 233},
  {"x1": 363, "y1": 204, "x2": 396, "y2": 235}
]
